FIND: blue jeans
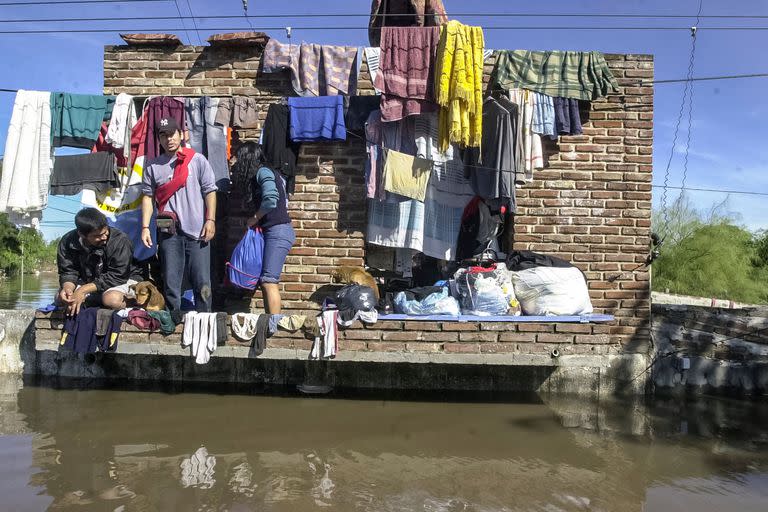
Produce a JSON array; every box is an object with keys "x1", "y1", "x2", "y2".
[
  {"x1": 159, "y1": 232, "x2": 212, "y2": 313},
  {"x1": 260, "y1": 222, "x2": 295, "y2": 284},
  {"x1": 185, "y1": 97, "x2": 229, "y2": 192}
]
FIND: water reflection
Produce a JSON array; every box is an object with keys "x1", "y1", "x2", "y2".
[
  {"x1": 0, "y1": 271, "x2": 59, "y2": 309},
  {"x1": 1, "y1": 379, "x2": 767, "y2": 511}
]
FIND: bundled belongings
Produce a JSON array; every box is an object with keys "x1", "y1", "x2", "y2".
[
  {"x1": 454, "y1": 264, "x2": 519, "y2": 316},
  {"x1": 333, "y1": 283, "x2": 379, "y2": 326},
  {"x1": 394, "y1": 286, "x2": 460, "y2": 316},
  {"x1": 507, "y1": 251, "x2": 593, "y2": 316}
]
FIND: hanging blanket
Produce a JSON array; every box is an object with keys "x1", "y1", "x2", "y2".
[
  {"x1": 491, "y1": 50, "x2": 619, "y2": 101},
  {"x1": 262, "y1": 39, "x2": 359, "y2": 97},
  {"x1": 434, "y1": 20, "x2": 485, "y2": 151}
]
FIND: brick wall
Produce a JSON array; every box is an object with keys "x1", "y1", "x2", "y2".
[{"x1": 103, "y1": 43, "x2": 653, "y2": 351}]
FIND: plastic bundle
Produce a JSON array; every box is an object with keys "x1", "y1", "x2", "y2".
[{"x1": 394, "y1": 287, "x2": 461, "y2": 316}]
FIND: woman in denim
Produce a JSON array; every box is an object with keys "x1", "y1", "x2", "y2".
[{"x1": 234, "y1": 143, "x2": 296, "y2": 313}]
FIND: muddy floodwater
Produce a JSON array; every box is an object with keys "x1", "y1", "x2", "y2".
[{"x1": 0, "y1": 378, "x2": 766, "y2": 511}]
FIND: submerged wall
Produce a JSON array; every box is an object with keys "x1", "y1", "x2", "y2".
[{"x1": 103, "y1": 43, "x2": 654, "y2": 353}]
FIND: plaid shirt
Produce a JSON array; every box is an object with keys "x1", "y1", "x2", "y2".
[{"x1": 491, "y1": 50, "x2": 619, "y2": 101}]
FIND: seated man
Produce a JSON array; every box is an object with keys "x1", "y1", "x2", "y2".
[{"x1": 56, "y1": 208, "x2": 144, "y2": 316}]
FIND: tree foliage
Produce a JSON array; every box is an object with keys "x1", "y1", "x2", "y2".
[
  {"x1": 0, "y1": 213, "x2": 58, "y2": 276},
  {"x1": 652, "y1": 195, "x2": 768, "y2": 304}
]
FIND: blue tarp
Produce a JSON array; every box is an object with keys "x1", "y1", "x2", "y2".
[{"x1": 378, "y1": 314, "x2": 614, "y2": 323}]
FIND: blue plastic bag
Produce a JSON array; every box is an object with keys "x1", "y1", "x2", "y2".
[
  {"x1": 227, "y1": 228, "x2": 265, "y2": 290},
  {"x1": 394, "y1": 287, "x2": 461, "y2": 316}
]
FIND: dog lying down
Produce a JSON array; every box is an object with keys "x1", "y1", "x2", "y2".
[{"x1": 129, "y1": 281, "x2": 166, "y2": 311}]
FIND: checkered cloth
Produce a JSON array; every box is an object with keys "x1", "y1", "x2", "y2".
[
  {"x1": 262, "y1": 39, "x2": 358, "y2": 97},
  {"x1": 491, "y1": 50, "x2": 619, "y2": 101}
]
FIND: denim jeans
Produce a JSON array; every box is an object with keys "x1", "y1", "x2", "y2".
[
  {"x1": 158, "y1": 232, "x2": 212, "y2": 313},
  {"x1": 185, "y1": 97, "x2": 229, "y2": 191},
  {"x1": 260, "y1": 222, "x2": 295, "y2": 284}
]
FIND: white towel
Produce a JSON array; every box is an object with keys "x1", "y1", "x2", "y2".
[
  {"x1": 180, "y1": 447, "x2": 216, "y2": 489},
  {"x1": 363, "y1": 47, "x2": 382, "y2": 94},
  {"x1": 182, "y1": 312, "x2": 218, "y2": 364},
  {"x1": 231, "y1": 312, "x2": 260, "y2": 342},
  {"x1": 0, "y1": 90, "x2": 54, "y2": 228},
  {"x1": 105, "y1": 92, "x2": 136, "y2": 159}
]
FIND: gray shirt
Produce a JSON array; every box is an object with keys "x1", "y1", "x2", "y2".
[{"x1": 141, "y1": 152, "x2": 217, "y2": 240}]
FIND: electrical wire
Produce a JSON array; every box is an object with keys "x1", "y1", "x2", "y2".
[
  {"x1": 182, "y1": 0, "x2": 203, "y2": 45},
  {"x1": 171, "y1": 0, "x2": 194, "y2": 47},
  {"x1": 680, "y1": 2, "x2": 704, "y2": 199},
  {"x1": 651, "y1": 185, "x2": 768, "y2": 197},
  {"x1": 0, "y1": 0, "x2": 168, "y2": 5},
  {"x1": 7, "y1": 25, "x2": 768, "y2": 35},
  {"x1": 5, "y1": 12, "x2": 768, "y2": 21},
  {"x1": 658, "y1": 1, "x2": 702, "y2": 236}
]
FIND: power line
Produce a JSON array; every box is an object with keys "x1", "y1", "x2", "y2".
[
  {"x1": 0, "y1": 0, "x2": 168, "y2": 5},
  {"x1": 7, "y1": 25, "x2": 768, "y2": 35},
  {"x1": 182, "y1": 0, "x2": 203, "y2": 45},
  {"x1": 170, "y1": 0, "x2": 194, "y2": 46},
  {"x1": 5, "y1": 12, "x2": 768, "y2": 20},
  {"x1": 652, "y1": 185, "x2": 768, "y2": 197},
  {"x1": 45, "y1": 206, "x2": 79, "y2": 215}
]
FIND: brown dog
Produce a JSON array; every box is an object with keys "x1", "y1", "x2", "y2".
[
  {"x1": 130, "y1": 281, "x2": 166, "y2": 311},
  {"x1": 331, "y1": 266, "x2": 380, "y2": 300}
]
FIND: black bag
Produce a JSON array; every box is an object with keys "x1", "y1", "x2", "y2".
[
  {"x1": 334, "y1": 284, "x2": 377, "y2": 313},
  {"x1": 506, "y1": 250, "x2": 573, "y2": 271}
]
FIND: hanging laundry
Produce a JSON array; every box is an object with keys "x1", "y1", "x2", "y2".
[
  {"x1": 180, "y1": 447, "x2": 216, "y2": 489},
  {"x1": 262, "y1": 39, "x2": 359, "y2": 97},
  {"x1": 261, "y1": 103, "x2": 301, "y2": 194},
  {"x1": 185, "y1": 97, "x2": 230, "y2": 191},
  {"x1": 462, "y1": 97, "x2": 522, "y2": 209},
  {"x1": 288, "y1": 96, "x2": 346, "y2": 142},
  {"x1": 277, "y1": 314, "x2": 307, "y2": 332},
  {"x1": 50, "y1": 152, "x2": 119, "y2": 196},
  {"x1": 145, "y1": 96, "x2": 186, "y2": 162},
  {"x1": 382, "y1": 148, "x2": 433, "y2": 202},
  {"x1": 508, "y1": 89, "x2": 544, "y2": 180},
  {"x1": 367, "y1": 115, "x2": 426, "y2": 252},
  {"x1": 60, "y1": 307, "x2": 122, "y2": 354},
  {"x1": 310, "y1": 310, "x2": 339, "y2": 360},
  {"x1": 531, "y1": 92, "x2": 556, "y2": 138},
  {"x1": 363, "y1": 47, "x2": 382, "y2": 93},
  {"x1": 0, "y1": 90, "x2": 54, "y2": 228},
  {"x1": 84, "y1": 120, "x2": 158, "y2": 262},
  {"x1": 553, "y1": 97, "x2": 584, "y2": 136},
  {"x1": 251, "y1": 314, "x2": 271, "y2": 358},
  {"x1": 182, "y1": 311, "x2": 218, "y2": 365},
  {"x1": 374, "y1": 26, "x2": 440, "y2": 122},
  {"x1": 368, "y1": 0, "x2": 448, "y2": 46},
  {"x1": 50, "y1": 92, "x2": 110, "y2": 149},
  {"x1": 105, "y1": 92, "x2": 136, "y2": 161},
  {"x1": 415, "y1": 112, "x2": 475, "y2": 260},
  {"x1": 364, "y1": 110, "x2": 384, "y2": 200},
  {"x1": 213, "y1": 96, "x2": 260, "y2": 129},
  {"x1": 455, "y1": 197, "x2": 503, "y2": 261},
  {"x1": 434, "y1": 21, "x2": 485, "y2": 151},
  {"x1": 491, "y1": 50, "x2": 619, "y2": 101},
  {"x1": 231, "y1": 312, "x2": 260, "y2": 342},
  {"x1": 344, "y1": 95, "x2": 381, "y2": 132}
]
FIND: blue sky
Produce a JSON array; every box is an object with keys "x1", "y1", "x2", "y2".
[{"x1": 0, "y1": 0, "x2": 767, "y2": 240}]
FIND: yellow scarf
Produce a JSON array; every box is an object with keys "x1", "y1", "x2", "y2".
[{"x1": 435, "y1": 20, "x2": 484, "y2": 152}]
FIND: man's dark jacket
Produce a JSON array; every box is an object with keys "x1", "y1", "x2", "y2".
[{"x1": 57, "y1": 227, "x2": 143, "y2": 292}]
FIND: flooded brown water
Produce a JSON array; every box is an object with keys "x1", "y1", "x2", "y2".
[{"x1": 1, "y1": 378, "x2": 767, "y2": 511}]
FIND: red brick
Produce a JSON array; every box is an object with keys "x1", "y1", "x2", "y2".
[{"x1": 444, "y1": 343, "x2": 481, "y2": 353}]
